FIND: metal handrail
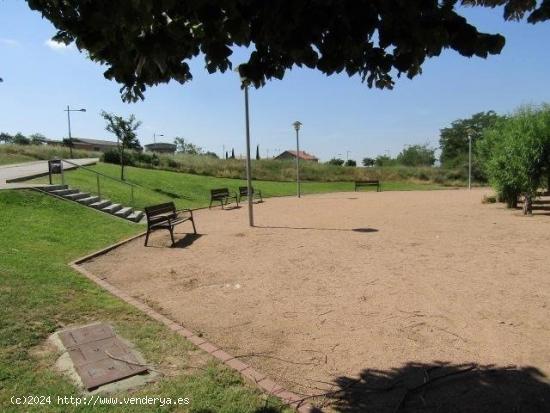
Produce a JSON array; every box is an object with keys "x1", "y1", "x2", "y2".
[
  {"x1": 60, "y1": 159, "x2": 137, "y2": 187},
  {"x1": 59, "y1": 158, "x2": 135, "y2": 206}
]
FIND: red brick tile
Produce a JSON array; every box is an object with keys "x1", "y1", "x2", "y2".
[
  {"x1": 241, "y1": 367, "x2": 266, "y2": 383},
  {"x1": 164, "y1": 320, "x2": 183, "y2": 332},
  {"x1": 187, "y1": 335, "x2": 206, "y2": 346},
  {"x1": 209, "y1": 349, "x2": 231, "y2": 362},
  {"x1": 257, "y1": 378, "x2": 284, "y2": 395},
  {"x1": 198, "y1": 342, "x2": 218, "y2": 354},
  {"x1": 225, "y1": 357, "x2": 249, "y2": 372},
  {"x1": 177, "y1": 327, "x2": 194, "y2": 338}
]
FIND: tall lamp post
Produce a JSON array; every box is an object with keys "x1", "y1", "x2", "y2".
[
  {"x1": 153, "y1": 133, "x2": 164, "y2": 143},
  {"x1": 293, "y1": 121, "x2": 302, "y2": 198},
  {"x1": 237, "y1": 67, "x2": 254, "y2": 227},
  {"x1": 64, "y1": 106, "x2": 86, "y2": 158}
]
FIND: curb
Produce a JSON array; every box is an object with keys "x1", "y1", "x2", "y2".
[{"x1": 69, "y1": 238, "x2": 320, "y2": 413}]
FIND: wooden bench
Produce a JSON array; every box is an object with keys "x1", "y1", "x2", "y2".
[
  {"x1": 144, "y1": 202, "x2": 196, "y2": 246},
  {"x1": 354, "y1": 180, "x2": 381, "y2": 192},
  {"x1": 209, "y1": 188, "x2": 239, "y2": 209},
  {"x1": 238, "y1": 186, "x2": 263, "y2": 203}
]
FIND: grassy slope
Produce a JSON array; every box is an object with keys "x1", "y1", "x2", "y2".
[
  {"x1": 29, "y1": 162, "x2": 448, "y2": 210},
  {"x1": 0, "y1": 153, "x2": 37, "y2": 166},
  {"x1": 0, "y1": 190, "x2": 289, "y2": 412}
]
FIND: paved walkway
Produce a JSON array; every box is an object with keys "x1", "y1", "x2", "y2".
[{"x1": 0, "y1": 158, "x2": 99, "y2": 187}]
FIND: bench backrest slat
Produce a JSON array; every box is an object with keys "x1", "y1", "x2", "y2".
[
  {"x1": 145, "y1": 202, "x2": 176, "y2": 218},
  {"x1": 211, "y1": 188, "x2": 230, "y2": 197},
  {"x1": 238, "y1": 186, "x2": 254, "y2": 196},
  {"x1": 355, "y1": 180, "x2": 379, "y2": 185}
]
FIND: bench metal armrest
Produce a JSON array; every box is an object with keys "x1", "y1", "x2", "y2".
[{"x1": 175, "y1": 208, "x2": 194, "y2": 219}]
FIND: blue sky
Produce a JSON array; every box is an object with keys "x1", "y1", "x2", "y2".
[{"x1": 1, "y1": 2, "x2": 549, "y2": 161}]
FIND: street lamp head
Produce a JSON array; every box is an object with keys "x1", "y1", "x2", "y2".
[
  {"x1": 79, "y1": 108, "x2": 86, "y2": 112},
  {"x1": 235, "y1": 64, "x2": 251, "y2": 87},
  {"x1": 293, "y1": 121, "x2": 302, "y2": 131}
]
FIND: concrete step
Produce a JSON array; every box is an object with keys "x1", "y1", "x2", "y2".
[
  {"x1": 127, "y1": 211, "x2": 144, "y2": 223},
  {"x1": 42, "y1": 185, "x2": 68, "y2": 192},
  {"x1": 115, "y1": 206, "x2": 133, "y2": 218},
  {"x1": 78, "y1": 196, "x2": 100, "y2": 206},
  {"x1": 90, "y1": 199, "x2": 111, "y2": 209},
  {"x1": 65, "y1": 192, "x2": 90, "y2": 201},
  {"x1": 102, "y1": 203, "x2": 122, "y2": 214},
  {"x1": 50, "y1": 188, "x2": 78, "y2": 196}
]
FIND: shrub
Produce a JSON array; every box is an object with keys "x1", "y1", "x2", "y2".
[
  {"x1": 102, "y1": 149, "x2": 135, "y2": 166},
  {"x1": 478, "y1": 104, "x2": 550, "y2": 213}
]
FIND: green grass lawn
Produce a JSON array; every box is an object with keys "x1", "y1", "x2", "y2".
[
  {"x1": 28, "y1": 162, "x2": 449, "y2": 211},
  {"x1": 0, "y1": 190, "x2": 290, "y2": 412}
]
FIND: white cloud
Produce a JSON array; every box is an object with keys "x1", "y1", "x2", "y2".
[
  {"x1": 0, "y1": 38, "x2": 20, "y2": 47},
  {"x1": 44, "y1": 38, "x2": 73, "y2": 51}
]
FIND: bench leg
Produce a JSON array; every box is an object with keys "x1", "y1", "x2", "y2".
[
  {"x1": 209, "y1": 199, "x2": 213, "y2": 209},
  {"x1": 144, "y1": 229, "x2": 150, "y2": 246},
  {"x1": 169, "y1": 226, "x2": 175, "y2": 245},
  {"x1": 190, "y1": 218, "x2": 197, "y2": 234}
]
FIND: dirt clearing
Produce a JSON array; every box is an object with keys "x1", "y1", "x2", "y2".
[{"x1": 82, "y1": 189, "x2": 550, "y2": 411}]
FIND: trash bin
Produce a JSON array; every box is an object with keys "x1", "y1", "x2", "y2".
[{"x1": 48, "y1": 159, "x2": 63, "y2": 184}]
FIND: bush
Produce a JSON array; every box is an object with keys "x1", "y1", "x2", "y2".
[
  {"x1": 102, "y1": 149, "x2": 135, "y2": 166},
  {"x1": 477, "y1": 104, "x2": 550, "y2": 213},
  {"x1": 344, "y1": 159, "x2": 357, "y2": 167}
]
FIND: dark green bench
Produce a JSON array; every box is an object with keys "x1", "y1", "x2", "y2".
[
  {"x1": 209, "y1": 188, "x2": 239, "y2": 209},
  {"x1": 238, "y1": 186, "x2": 263, "y2": 203},
  {"x1": 354, "y1": 180, "x2": 381, "y2": 192},
  {"x1": 144, "y1": 202, "x2": 196, "y2": 246}
]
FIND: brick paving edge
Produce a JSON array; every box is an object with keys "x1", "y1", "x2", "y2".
[{"x1": 69, "y1": 260, "x2": 321, "y2": 413}]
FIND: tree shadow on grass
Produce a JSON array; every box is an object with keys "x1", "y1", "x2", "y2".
[
  {"x1": 325, "y1": 362, "x2": 550, "y2": 413},
  {"x1": 153, "y1": 187, "x2": 193, "y2": 200}
]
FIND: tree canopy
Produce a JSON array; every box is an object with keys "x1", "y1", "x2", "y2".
[
  {"x1": 397, "y1": 143, "x2": 437, "y2": 167},
  {"x1": 439, "y1": 111, "x2": 503, "y2": 166},
  {"x1": 101, "y1": 111, "x2": 142, "y2": 179},
  {"x1": 27, "y1": 0, "x2": 549, "y2": 102}
]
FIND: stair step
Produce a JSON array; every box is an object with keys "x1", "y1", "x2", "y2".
[
  {"x1": 50, "y1": 188, "x2": 78, "y2": 196},
  {"x1": 102, "y1": 203, "x2": 122, "y2": 214},
  {"x1": 90, "y1": 199, "x2": 112, "y2": 209},
  {"x1": 127, "y1": 211, "x2": 144, "y2": 223},
  {"x1": 43, "y1": 185, "x2": 68, "y2": 192},
  {"x1": 65, "y1": 192, "x2": 90, "y2": 201},
  {"x1": 78, "y1": 196, "x2": 100, "y2": 206},
  {"x1": 115, "y1": 207, "x2": 134, "y2": 218}
]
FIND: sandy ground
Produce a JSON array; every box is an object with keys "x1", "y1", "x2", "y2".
[{"x1": 83, "y1": 189, "x2": 550, "y2": 411}]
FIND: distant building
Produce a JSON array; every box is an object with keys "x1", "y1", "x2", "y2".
[
  {"x1": 144, "y1": 142, "x2": 177, "y2": 154},
  {"x1": 46, "y1": 137, "x2": 118, "y2": 152},
  {"x1": 274, "y1": 150, "x2": 319, "y2": 162}
]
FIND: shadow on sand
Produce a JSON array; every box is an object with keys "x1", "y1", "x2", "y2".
[
  {"x1": 145, "y1": 233, "x2": 203, "y2": 249},
  {"x1": 318, "y1": 361, "x2": 550, "y2": 412},
  {"x1": 255, "y1": 226, "x2": 378, "y2": 233}
]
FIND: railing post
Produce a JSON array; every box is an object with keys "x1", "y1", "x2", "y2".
[{"x1": 96, "y1": 175, "x2": 101, "y2": 199}]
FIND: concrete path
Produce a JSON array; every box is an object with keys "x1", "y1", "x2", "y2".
[{"x1": 0, "y1": 158, "x2": 99, "y2": 187}]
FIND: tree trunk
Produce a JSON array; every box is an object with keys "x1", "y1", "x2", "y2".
[
  {"x1": 120, "y1": 146, "x2": 125, "y2": 180},
  {"x1": 522, "y1": 194, "x2": 533, "y2": 215}
]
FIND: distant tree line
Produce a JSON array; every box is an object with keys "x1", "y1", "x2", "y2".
[
  {"x1": 0, "y1": 132, "x2": 48, "y2": 145},
  {"x1": 358, "y1": 143, "x2": 437, "y2": 168}
]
